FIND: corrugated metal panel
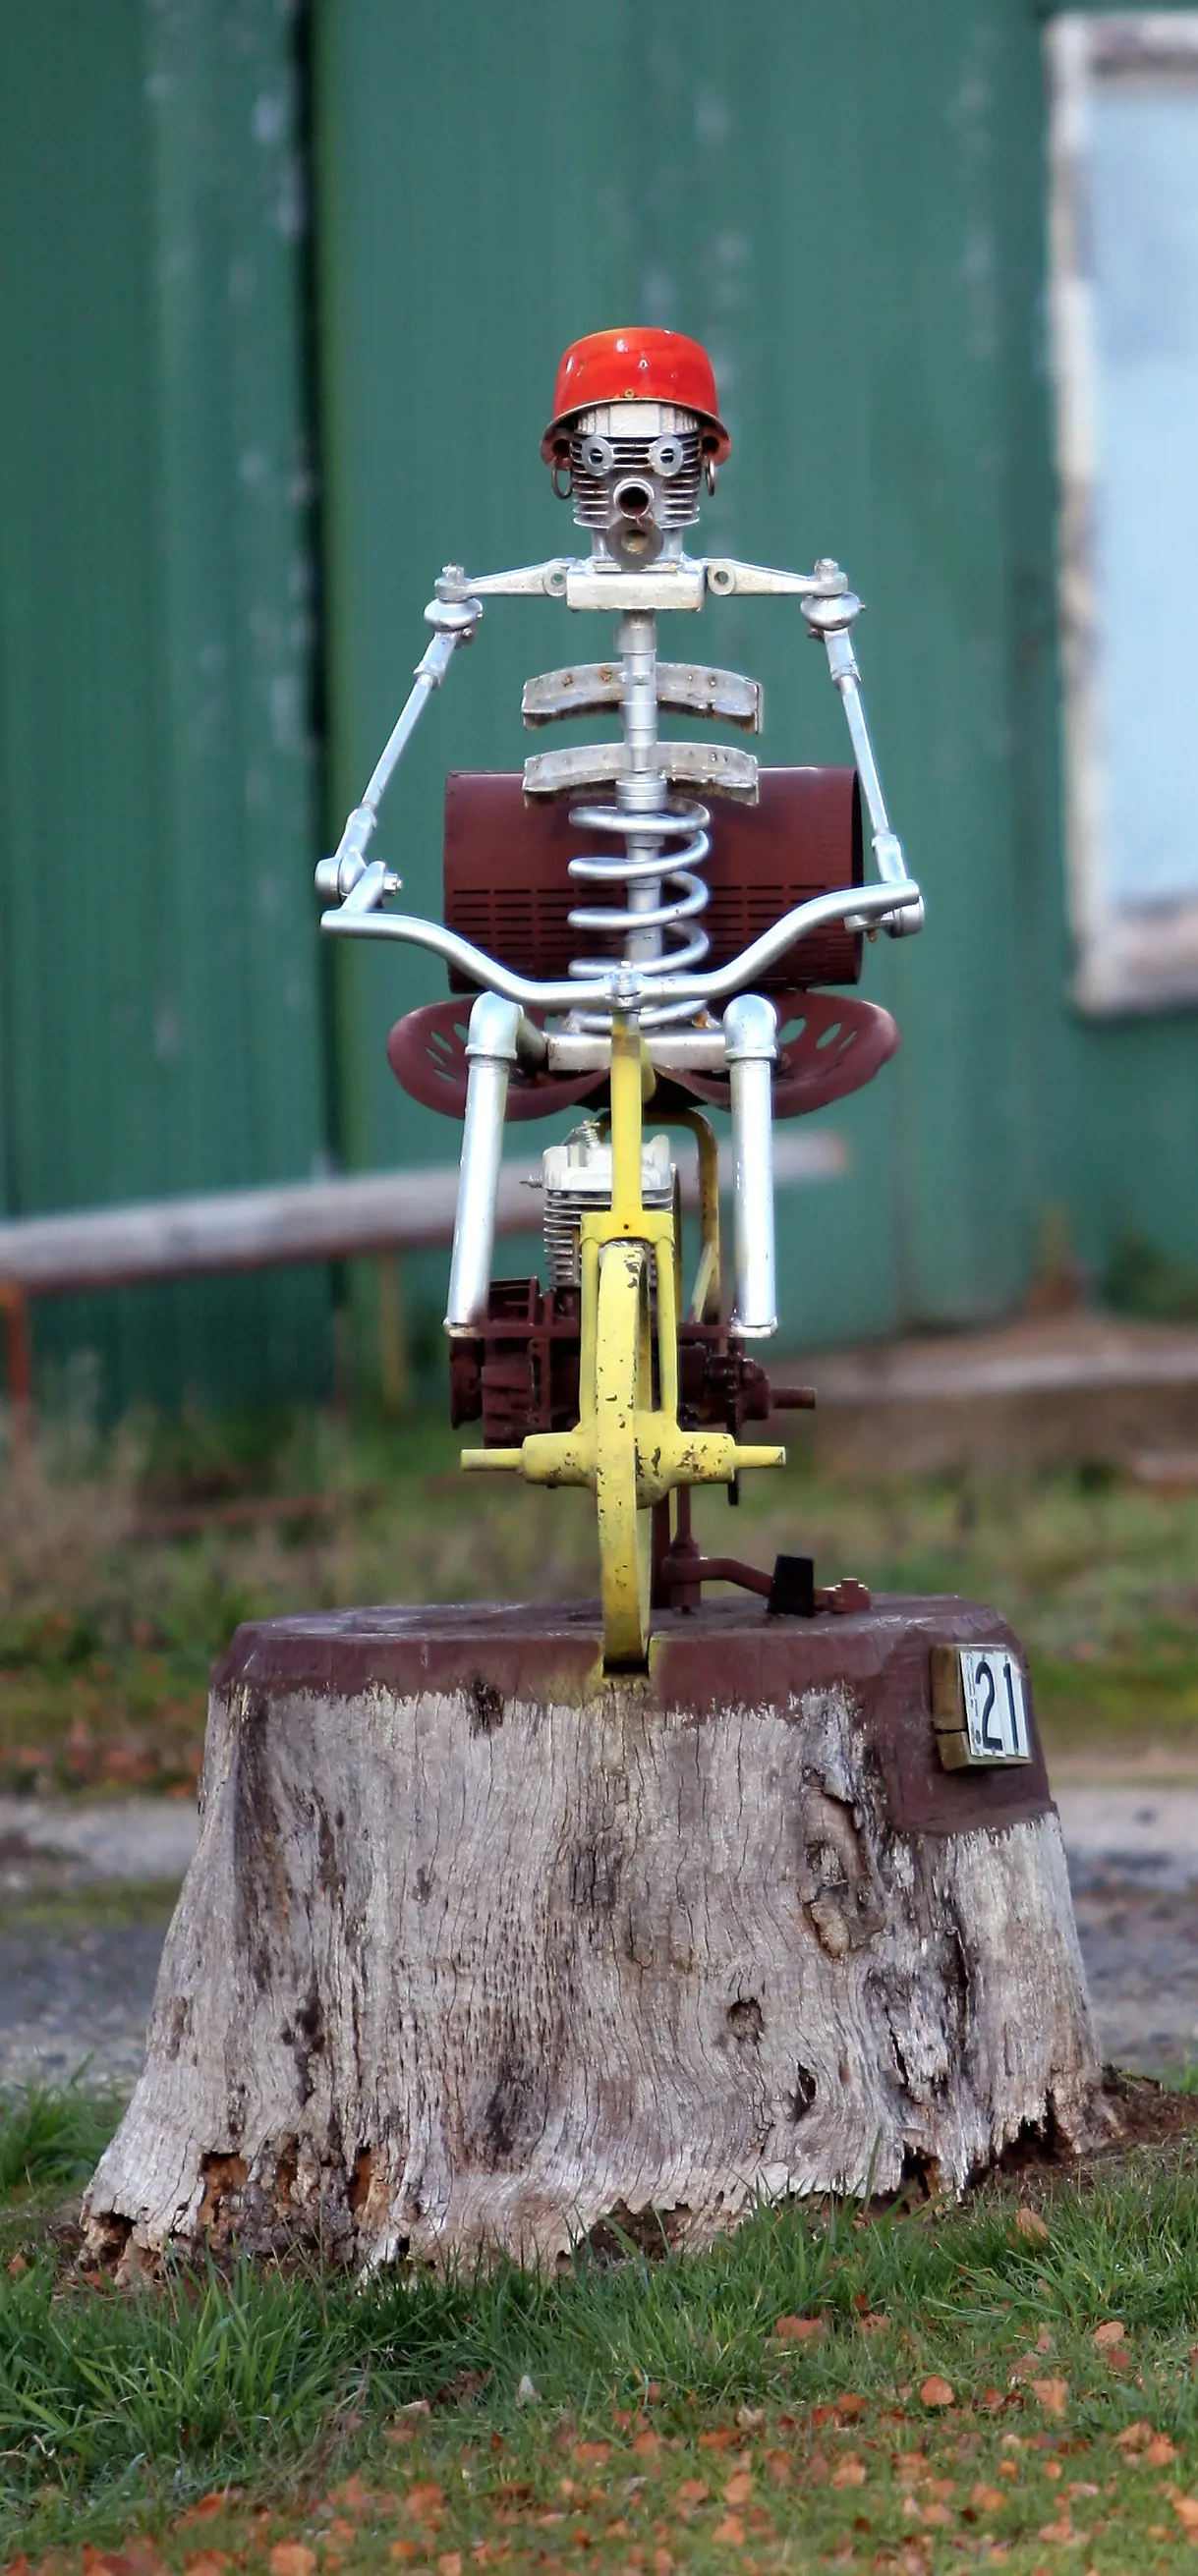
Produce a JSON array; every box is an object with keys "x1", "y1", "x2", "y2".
[
  {"x1": 0, "y1": 0, "x2": 329, "y2": 1412},
  {"x1": 312, "y1": 0, "x2": 1053, "y2": 1349}
]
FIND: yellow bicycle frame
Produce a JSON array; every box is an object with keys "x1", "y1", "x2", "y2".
[{"x1": 462, "y1": 1017, "x2": 784, "y2": 1664}]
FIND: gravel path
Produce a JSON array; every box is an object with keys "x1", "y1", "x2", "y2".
[{"x1": 2, "y1": 1786, "x2": 1197, "y2": 2091}]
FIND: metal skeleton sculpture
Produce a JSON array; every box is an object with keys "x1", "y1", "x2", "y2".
[{"x1": 318, "y1": 328, "x2": 923, "y2": 1663}]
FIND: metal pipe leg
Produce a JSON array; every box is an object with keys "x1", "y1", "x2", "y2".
[
  {"x1": 444, "y1": 993, "x2": 522, "y2": 1332},
  {"x1": 722, "y1": 993, "x2": 777, "y2": 1337}
]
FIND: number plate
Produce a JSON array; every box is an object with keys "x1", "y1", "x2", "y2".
[{"x1": 931, "y1": 1645, "x2": 1032, "y2": 1768}]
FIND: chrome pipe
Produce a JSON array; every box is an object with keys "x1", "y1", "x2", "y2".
[
  {"x1": 444, "y1": 992, "x2": 522, "y2": 1333},
  {"x1": 723, "y1": 994, "x2": 778, "y2": 1338},
  {"x1": 321, "y1": 876, "x2": 920, "y2": 1011}
]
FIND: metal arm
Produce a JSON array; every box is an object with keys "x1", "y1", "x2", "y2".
[
  {"x1": 802, "y1": 567, "x2": 924, "y2": 938},
  {"x1": 314, "y1": 593, "x2": 482, "y2": 907}
]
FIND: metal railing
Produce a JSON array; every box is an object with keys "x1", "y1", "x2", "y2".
[{"x1": 0, "y1": 1129, "x2": 844, "y2": 1440}]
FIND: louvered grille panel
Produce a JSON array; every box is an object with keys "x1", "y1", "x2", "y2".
[{"x1": 442, "y1": 769, "x2": 863, "y2": 992}]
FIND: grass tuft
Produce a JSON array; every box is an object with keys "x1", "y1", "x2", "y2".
[{"x1": 0, "y1": 2082, "x2": 123, "y2": 2203}]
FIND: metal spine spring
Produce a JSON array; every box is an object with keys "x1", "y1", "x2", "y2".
[{"x1": 566, "y1": 796, "x2": 712, "y2": 1030}]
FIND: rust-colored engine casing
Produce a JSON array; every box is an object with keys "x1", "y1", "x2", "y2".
[
  {"x1": 449, "y1": 1280, "x2": 797, "y2": 1448},
  {"x1": 441, "y1": 766, "x2": 863, "y2": 991}
]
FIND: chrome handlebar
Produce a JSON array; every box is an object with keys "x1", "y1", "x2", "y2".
[{"x1": 319, "y1": 866, "x2": 923, "y2": 1013}]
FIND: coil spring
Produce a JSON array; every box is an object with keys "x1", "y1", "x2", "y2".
[{"x1": 566, "y1": 795, "x2": 712, "y2": 1030}]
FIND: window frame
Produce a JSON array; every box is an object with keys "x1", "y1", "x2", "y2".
[{"x1": 1048, "y1": 10, "x2": 1198, "y2": 1015}]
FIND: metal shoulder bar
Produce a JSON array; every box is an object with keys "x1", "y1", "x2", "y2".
[
  {"x1": 434, "y1": 559, "x2": 572, "y2": 601},
  {"x1": 703, "y1": 557, "x2": 851, "y2": 600}
]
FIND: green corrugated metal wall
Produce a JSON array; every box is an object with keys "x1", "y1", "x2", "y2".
[
  {"x1": 0, "y1": 0, "x2": 329, "y2": 1413},
  {"x1": 1, "y1": 0, "x2": 1195, "y2": 1408},
  {"x1": 314, "y1": 0, "x2": 1055, "y2": 1349},
  {"x1": 314, "y1": 0, "x2": 1198, "y2": 1354}
]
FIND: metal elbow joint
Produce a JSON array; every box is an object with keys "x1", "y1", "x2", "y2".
[{"x1": 871, "y1": 832, "x2": 924, "y2": 937}]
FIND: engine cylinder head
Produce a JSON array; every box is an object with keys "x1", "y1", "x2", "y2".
[
  {"x1": 568, "y1": 420, "x2": 703, "y2": 531},
  {"x1": 542, "y1": 1124, "x2": 674, "y2": 1286}
]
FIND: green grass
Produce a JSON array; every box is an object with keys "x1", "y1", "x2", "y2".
[
  {"x1": 1, "y1": 1409, "x2": 1197, "y2": 1789},
  {"x1": 0, "y1": 2084, "x2": 122, "y2": 2205},
  {"x1": 4, "y1": 2090, "x2": 1198, "y2": 2571}
]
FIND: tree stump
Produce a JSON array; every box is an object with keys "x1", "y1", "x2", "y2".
[{"x1": 85, "y1": 1596, "x2": 1111, "y2": 2271}]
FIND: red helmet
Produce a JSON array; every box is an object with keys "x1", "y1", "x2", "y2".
[{"x1": 542, "y1": 327, "x2": 730, "y2": 464}]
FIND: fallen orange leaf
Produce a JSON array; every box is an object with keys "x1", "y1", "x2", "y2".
[
  {"x1": 919, "y1": 2377, "x2": 954, "y2": 2410},
  {"x1": 1092, "y1": 2320, "x2": 1124, "y2": 2348},
  {"x1": 404, "y1": 2485, "x2": 445, "y2": 2520},
  {"x1": 676, "y1": 2482, "x2": 708, "y2": 2510},
  {"x1": 1114, "y1": 2421, "x2": 1152, "y2": 2453},
  {"x1": 1013, "y1": 2207, "x2": 1049, "y2": 2242},
  {"x1": 1144, "y1": 2435, "x2": 1178, "y2": 2467},
  {"x1": 774, "y1": 2315, "x2": 824, "y2": 2343},
  {"x1": 330, "y1": 2481, "x2": 376, "y2": 2517},
  {"x1": 831, "y1": 2458, "x2": 866, "y2": 2490},
  {"x1": 437, "y1": 2556, "x2": 463, "y2": 2576},
  {"x1": 185, "y1": 2557, "x2": 230, "y2": 2576},
  {"x1": 632, "y1": 2431, "x2": 660, "y2": 2457},
  {"x1": 1174, "y1": 2496, "x2": 1198, "y2": 2535},
  {"x1": 179, "y1": 2499, "x2": 230, "y2": 2527},
  {"x1": 711, "y1": 2515, "x2": 744, "y2": 2546},
  {"x1": 1029, "y1": 2378, "x2": 1068, "y2": 2417},
  {"x1": 1038, "y1": 2518, "x2": 1077, "y2": 2544},
  {"x1": 721, "y1": 2474, "x2": 753, "y2": 2506},
  {"x1": 268, "y1": 2550, "x2": 315, "y2": 2576},
  {"x1": 389, "y1": 2548, "x2": 418, "y2": 2566},
  {"x1": 573, "y1": 2442, "x2": 610, "y2": 2465},
  {"x1": 972, "y1": 2484, "x2": 1005, "y2": 2512}
]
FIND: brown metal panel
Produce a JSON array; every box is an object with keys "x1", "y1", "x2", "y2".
[{"x1": 442, "y1": 766, "x2": 863, "y2": 990}]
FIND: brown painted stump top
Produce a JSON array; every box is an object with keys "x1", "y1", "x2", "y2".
[{"x1": 217, "y1": 1593, "x2": 1053, "y2": 1841}]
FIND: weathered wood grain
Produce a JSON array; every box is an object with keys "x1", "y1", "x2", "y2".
[{"x1": 86, "y1": 1606, "x2": 1109, "y2": 2270}]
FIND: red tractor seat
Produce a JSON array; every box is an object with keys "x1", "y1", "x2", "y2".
[{"x1": 387, "y1": 988, "x2": 897, "y2": 1125}]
